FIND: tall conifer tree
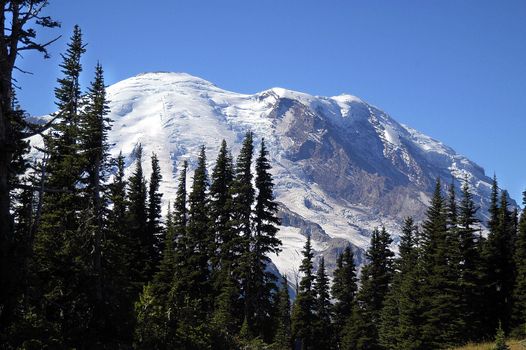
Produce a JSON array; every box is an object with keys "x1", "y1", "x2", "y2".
[
  {"x1": 32, "y1": 26, "x2": 91, "y2": 347},
  {"x1": 274, "y1": 275, "x2": 292, "y2": 350},
  {"x1": 291, "y1": 235, "x2": 316, "y2": 349},
  {"x1": 127, "y1": 144, "x2": 150, "y2": 289},
  {"x1": 313, "y1": 257, "x2": 332, "y2": 350},
  {"x1": 331, "y1": 245, "x2": 358, "y2": 347},
  {"x1": 512, "y1": 190, "x2": 526, "y2": 335},
  {"x1": 248, "y1": 138, "x2": 282, "y2": 340},
  {"x1": 147, "y1": 152, "x2": 163, "y2": 268}
]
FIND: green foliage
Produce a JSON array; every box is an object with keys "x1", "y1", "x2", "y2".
[
  {"x1": 511, "y1": 190, "x2": 526, "y2": 336},
  {"x1": 313, "y1": 257, "x2": 333, "y2": 350},
  {"x1": 332, "y1": 245, "x2": 358, "y2": 346},
  {"x1": 273, "y1": 276, "x2": 292, "y2": 350},
  {"x1": 354, "y1": 227, "x2": 394, "y2": 350},
  {"x1": 493, "y1": 322, "x2": 510, "y2": 350},
  {"x1": 291, "y1": 235, "x2": 316, "y2": 349},
  {"x1": 147, "y1": 152, "x2": 163, "y2": 266}
]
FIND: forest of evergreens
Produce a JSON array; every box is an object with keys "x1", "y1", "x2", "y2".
[{"x1": 1, "y1": 3, "x2": 525, "y2": 350}]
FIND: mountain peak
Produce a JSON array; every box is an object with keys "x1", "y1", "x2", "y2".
[{"x1": 30, "y1": 71, "x2": 505, "y2": 281}]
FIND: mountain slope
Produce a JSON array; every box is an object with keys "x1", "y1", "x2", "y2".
[{"x1": 32, "y1": 72, "x2": 499, "y2": 279}]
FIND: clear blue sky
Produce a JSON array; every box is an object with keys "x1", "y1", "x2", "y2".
[{"x1": 15, "y1": 0, "x2": 526, "y2": 203}]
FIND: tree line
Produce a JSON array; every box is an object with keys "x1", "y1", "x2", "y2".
[
  {"x1": 290, "y1": 178, "x2": 526, "y2": 350},
  {"x1": 1, "y1": 5, "x2": 525, "y2": 350},
  {"x1": 2, "y1": 24, "x2": 288, "y2": 349}
]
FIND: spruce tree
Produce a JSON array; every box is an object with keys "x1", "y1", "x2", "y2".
[
  {"x1": 173, "y1": 160, "x2": 188, "y2": 252},
  {"x1": 249, "y1": 138, "x2": 282, "y2": 340},
  {"x1": 79, "y1": 62, "x2": 113, "y2": 346},
  {"x1": 331, "y1": 245, "x2": 358, "y2": 346},
  {"x1": 229, "y1": 132, "x2": 255, "y2": 328},
  {"x1": 134, "y1": 205, "x2": 178, "y2": 350},
  {"x1": 31, "y1": 25, "x2": 92, "y2": 347},
  {"x1": 493, "y1": 322, "x2": 510, "y2": 350},
  {"x1": 379, "y1": 217, "x2": 423, "y2": 350},
  {"x1": 274, "y1": 275, "x2": 292, "y2": 350},
  {"x1": 211, "y1": 272, "x2": 239, "y2": 349},
  {"x1": 419, "y1": 179, "x2": 463, "y2": 348},
  {"x1": 291, "y1": 235, "x2": 316, "y2": 350},
  {"x1": 180, "y1": 146, "x2": 211, "y2": 317},
  {"x1": 127, "y1": 144, "x2": 150, "y2": 290},
  {"x1": 457, "y1": 180, "x2": 484, "y2": 340},
  {"x1": 147, "y1": 152, "x2": 163, "y2": 268},
  {"x1": 354, "y1": 227, "x2": 394, "y2": 350},
  {"x1": 512, "y1": 190, "x2": 526, "y2": 335},
  {"x1": 313, "y1": 257, "x2": 332, "y2": 350},
  {"x1": 483, "y1": 179, "x2": 515, "y2": 333},
  {"x1": 209, "y1": 140, "x2": 234, "y2": 281},
  {"x1": 105, "y1": 152, "x2": 135, "y2": 344}
]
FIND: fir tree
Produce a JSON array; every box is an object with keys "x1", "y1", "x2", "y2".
[
  {"x1": 493, "y1": 322, "x2": 510, "y2": 350},
  {"x1": 209, "y1": 140, "x2": 234, "y2": 281},
  {"x1": 457, "y1": 180, "x2": 484, "y2": 341},
  {"x1": 248, "y1": 138, "x2": 282, "y2": 340},
  {"x1": 127, "y1": 144, "x2": 150, "y2": 289},
  {"x1": 274, "y1": 276, "x2": 292, "y2": 350},
  {"x1": 291, "y1": 235, "x2": 316, "y2": 350},
  {"x1": 134, "y1": 204, "x2": 178, "y2": 350},
  {"x1": 229, "y1": 132, "x2": 255, "y2": 328},
  {"x1": 147, "y1": 152, "x2": 163, "y2": 268},
  {"x1": 79, "y1": 61, "x2": 113, "y2": 346},
  {"x1": 379, "y1": 217, "x2": 423, "y2": 350},
  {"x1": 331, "y1": 245, "x2": 358, "y2": 346},
  {"x1": 354, "y1": 227, "x2": 394, "y2": 350},
  {"x1": 419, "y1": 179, "x2": 463, "y2": 348},
  {"x1": 211, "y1": 272, "x2": 239, "y2": 349},
  {"x1": 105, "y1": 152, "x2": 135, "y2": 344},
  {"x1": 313, "y1": 257, "x2": 332, "y2": 350},
  {"x1": 31, "y1": 25, "x2": 92, "y2": 347},
  {"x1": 180, "y1": 146, "x2": 211, "y2": 316},
  {"x1": 173, "y1": 160, "x2": 188, "y2": 252},
  {"x1": 483, "y1": 180, "x2": 515, "y2": 333},
  {"x1": 512, "y1": 190, "x2": 526, "y2": 335}
]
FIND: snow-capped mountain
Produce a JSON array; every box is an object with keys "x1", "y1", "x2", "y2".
[{"x1": 34, "y1": 72, "x2": 501, "y2": 280}]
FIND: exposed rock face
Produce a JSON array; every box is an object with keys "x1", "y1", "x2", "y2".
[{"x1": 30, "y1": 72, "x2": 508, "y2": 280}]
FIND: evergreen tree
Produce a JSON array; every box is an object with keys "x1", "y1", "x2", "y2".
[
  {"x1": 493, "y1": 322, "x2": 510, "y2": 350},
  {"x1": 354, "y1": 227, "x2": 394, "y2": 350},
  {"x1": 134, "y1": 205, "x2": 178, "y2": 350},
  {"x1": 147, "y1": 152, "x2": 163, "y2": 268},
  {"x1": 249, "y1": 138, "x2": 282, "y2": 340},
  {"x1": 105, "y1": 152, "x2": 135, "y2": 345},
  {"x1": 127, "y1": 144, "x2": 150, "y2": 290},
  {"x1": 419, "y1": 179, "x2": 463, "y2": 348},
  {"x1": 179, "y1": 146, "x2": 211, "y2": 320},
  {"x1": 379, "y1": 217, "x2": 423, "y2": 350},
  {"x1": 291, "y1": 235, "x2": 316, "y2": 350},
  {"x1": 31, "y1": 25, "x2": 92, "y2": 347},
  {"x1": 274, "y1": 276, "x2": 292, "y2": 350},
  {"x1": 331, "y1": 245, "x2": 358, "y2": 345},
  {"x1": 229, "y1": 132, "x2": 255, "y2": 328},
  {"x1": 79, "y1": 62, "x2": 113, "y2": 346},
  {"x1": 313, "y1": 257, "x2": 332, "y2": 350},
  {"x1": 211, "y1": 272, "x2": 239, "y2": 349},
  {"x1": 173, "y1": 160, "x2": 188, "y2": 253},
  {"x1": 483, "y1": 178, "x2": 515, "y2": 333},
  {"x1": 457, "y1": 180, "x2": 484, "y2": 341},
  {"x1": 170, "y1": 160, "x2": 188, "y2": 315},
  {"x1": 209, "y1": 140, "x2": 234, "y2": 281},
  {"x1": 512, "y1": 190, "x2": 526, "y2": 335}
]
